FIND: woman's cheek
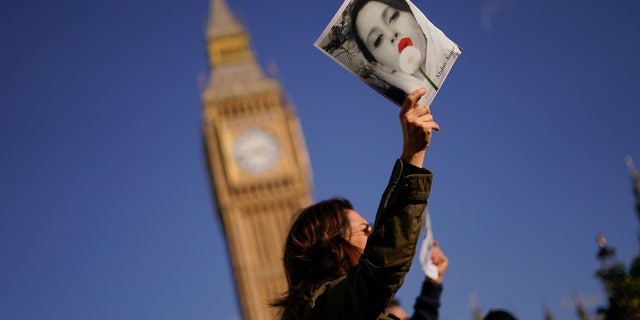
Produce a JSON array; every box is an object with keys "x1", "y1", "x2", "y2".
[{"x1": 385, "y1": 48, "x2": 401, "y2": 70}]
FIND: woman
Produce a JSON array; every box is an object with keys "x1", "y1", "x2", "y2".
[
  {"x1": 350, "y1": 0, "x2": 461, "y2": 106},
  {"x1": 272, "y1": 87, "x2": 440, "y2": 320}
]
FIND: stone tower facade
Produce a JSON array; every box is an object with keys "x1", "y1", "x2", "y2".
[{"x1": 201, "y1": 0, "x2": 314, "y2": 319}]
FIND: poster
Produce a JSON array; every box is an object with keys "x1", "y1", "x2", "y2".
[{"x1": 315, "y1": 0, "x2": 462, "y2": 107}]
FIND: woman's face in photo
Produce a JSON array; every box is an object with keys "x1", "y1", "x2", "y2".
[{"x1": 355, "y1": 1, "x2": 426, "y2": 73}]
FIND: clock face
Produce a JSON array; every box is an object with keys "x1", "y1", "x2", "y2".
[{"x1": 232, "y1": 128, "x2": 281, "y2": 173}]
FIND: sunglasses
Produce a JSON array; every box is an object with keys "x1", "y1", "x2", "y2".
[{"x1": 351, "y1": 223, "x2": 373, "y2": 236}]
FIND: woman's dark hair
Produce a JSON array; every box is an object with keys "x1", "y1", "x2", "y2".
[
  {"x1": 271, "y1": 197, "x2": 363, "y2": 320},
  {"x1": 350, "y1": 0, "x2": 413, "y2": 63}
]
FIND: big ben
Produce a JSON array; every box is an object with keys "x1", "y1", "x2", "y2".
[{"x1": 201, "y1": 0, "x2": 314, "y2": 319}]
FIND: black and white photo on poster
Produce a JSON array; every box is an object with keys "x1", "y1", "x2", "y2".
[{"x1": 314, "y1": 0, "x2": 462, "y2": 107}]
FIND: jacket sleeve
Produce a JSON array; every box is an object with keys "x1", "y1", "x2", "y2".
[
  {"x1": 305, "y1": 159, "x2": 433, "y2": 320},
  {"x1": 410, "y1": 279, "x2": 442, "y2": 320}
]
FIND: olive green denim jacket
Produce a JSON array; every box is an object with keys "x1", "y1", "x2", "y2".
[{"x1": 302, "y1": 159, "x2": 433, "y2": 320}]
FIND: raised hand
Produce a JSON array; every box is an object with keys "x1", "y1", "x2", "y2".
[
  {"x1": 430, "y1": 242, "x2": 448, "y2": 284},
  {"x1": 399, "y1": 87, "x2": 440, "y2": 167}
]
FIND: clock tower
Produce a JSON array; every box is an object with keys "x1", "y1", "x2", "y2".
[{"x1": 201, "y1": 0, "x2": 314, "y2": 319}]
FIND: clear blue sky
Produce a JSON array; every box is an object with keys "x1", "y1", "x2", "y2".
[{"x1": 1, "y1": 0, "x2": 639, "y2": 319}]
